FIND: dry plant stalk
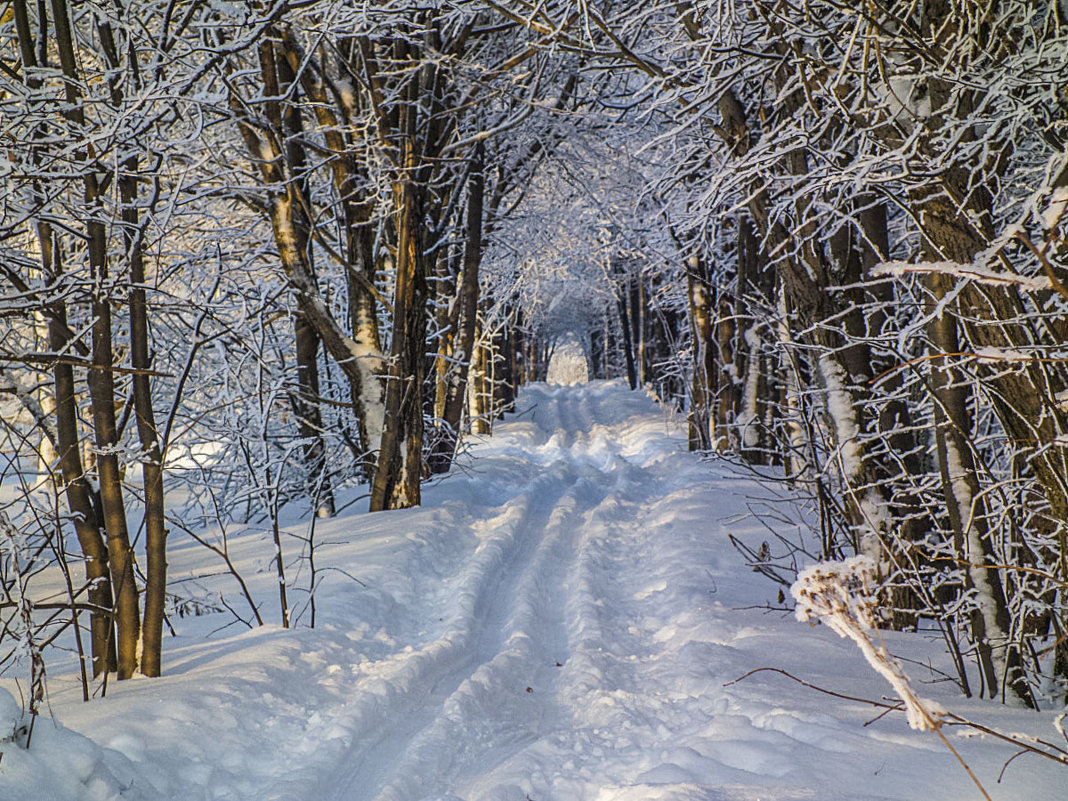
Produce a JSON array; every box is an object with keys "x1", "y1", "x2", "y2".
[
  {"x1": 792, "y1": 557, "x2": 946, "y2": 731},
  {"x1": 792, "y1": 556, "x2": 992, "y2": 800}
]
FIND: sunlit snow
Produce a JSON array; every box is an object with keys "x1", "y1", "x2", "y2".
[{"x1": 1, "y1": 382, "x2": 1063, "y2": 800}]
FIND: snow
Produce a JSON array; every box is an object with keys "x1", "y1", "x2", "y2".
[
  {"x1": 942, "y1": 436, "x2": 1010, "y2": 690},
  {"x1": 346, "y1": 327, "x2": 386, "y2": 451},
  {"x1": 2, "y1": 381, "x2": 1066, "y2": 800},
  {"x1": 739, "y1": 326, "x2": 762, "y2": 448},
  {"x1": 1041, "y1": 186, "x2": 1068, "y2": 232},
  {"x1": 817, "y1": 354, "x2": 862, "y2": 482},
  {"x1": 872, "y1": 260, "x2": 1052, "y2": 293},
  {"x1": 546, "y1": 336, "x2": 589, "y2": 385},
  {"x1": 972, "y1": 346, "x2": 1032, "y2": 363}
]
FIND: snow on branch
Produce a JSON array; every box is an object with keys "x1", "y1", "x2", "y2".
[
  {"x1": 971, "y1": 346, "x2": 1033, "y2": 363},
  {"x1": 791, "y1": 557, "x2": 946, "y2": 732},
  {"x1": 872, "y1": 260, "x2": 1052, "y2": 294},
  {"x1": 1041, "y1": 186, "x2": 1068, "y2": 233}
]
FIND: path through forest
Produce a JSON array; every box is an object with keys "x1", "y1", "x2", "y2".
[{"x1": 3, "y1": 382, "x2": 1064, "y2": 801}]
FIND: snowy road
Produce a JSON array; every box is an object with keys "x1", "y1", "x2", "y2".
[
  {"x1": 4, "y1": 381, "x2": 1065, "y2": 800},
  {"x1": 327, "y1": 385, "x2": 713, "y2": 801}
]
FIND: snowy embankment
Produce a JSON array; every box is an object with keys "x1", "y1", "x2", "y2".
[{"x1": 2, "y1": 381, "x2": 1065, "y2": 800}]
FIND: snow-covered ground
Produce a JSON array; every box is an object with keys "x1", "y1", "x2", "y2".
[{"x1": 2, "y1": 381, "x2": 1066, "y2": 800}]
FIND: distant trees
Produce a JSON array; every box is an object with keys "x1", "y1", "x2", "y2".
[{"x1": 210, "y1": 5, "x2": 582, "y2": 502}]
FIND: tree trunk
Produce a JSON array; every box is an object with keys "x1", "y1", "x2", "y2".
[
  {"x1": 235, "y1": 34, "x2": 387, "y2": 497},
  {"x1": 428, "y1": 146, "x2": 484, "y2": 473},
  {"x1": 618, "y1": 275, "x2": 638, "y2": 390},
  {"x1": 120, "y1": 163, "x2": 167, "y2": 678},
  {"x1": 716, "y1": 86, "x2": 918, "y2": 622},
  {"x1": 370, "y1": 177, "x2": 429, "y2": 510},
  {"x1": 493, "y1": 325, "x2": 514, "y2": 415},
  {"x1": 95, "y1": 12, "x2": 169, "y2": 672},
  {"x1": 272, "y1": 45, "x2": 336, "y2": 517},
  {"x1": 687, "y1": 254, "x2": 715, "y2": 450},
  {"x1": 634, "y1": 276, "x2": 646, "y2": 386},
  {"x1": 85, "y1": 219, "x2": 141, "y2": 680},
  {"x1": 927, "y1": 272, "x2": 1033, "y2": 706},
  {"x1": 49, "y1": 241, "x2": 117, "y2": 677},
  {"x1": 13, "y1": 0, "x2": 117, "y2": 677},
  {"x1": 281, "y1": 30, "x2": 384, "y2": 471},
  {"x1": 293, "y1": 314, "x2": 334, "y2": 516},
  {"x1": 370, "y1": 58, "x2": 429, "y2": 510},
  {"x1": 52, "y1": 0, "x2": 141, "y2": 678},
  {"x1": 470, "y1": 334, "x2": 491, "y2": 435},
  {"x1": 589, "y1": 328, "x2": 605, "y2": 381}
]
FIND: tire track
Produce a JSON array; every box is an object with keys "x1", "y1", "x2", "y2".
[
  {"x1": 325, "y1": 464, "x2": 573, "y2": 801},
  {"x1": 324, "y1": 384, "x2": 662, "y2": 801}
]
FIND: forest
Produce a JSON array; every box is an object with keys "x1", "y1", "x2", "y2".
[{"x1": 3, "y1": 0, "x2": 1068, "y2": 725}]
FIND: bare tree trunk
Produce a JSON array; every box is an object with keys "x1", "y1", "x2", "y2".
[
  {"x1": 49, "y1": 244, "x2": 117, "y2": 677},
  {"x1": 618, "y1": 274, "x2": 638, "y2": 390},
  {"x1": 52, "y1": 0, "x2": 141, "y2": 678},
  {"x1": 370, "y1": 179, "x2": 429, "y2": 509},
  {"x1": 234, "y1": 33, "x2": 387, "y2": 501},
  {"x1": 634, "y1": 277, "x2": 647, "y2": 386},
  {"x1": 589, "y1": 328, "x2": 605, "y2": 381},
  {"x1": 370, "y1": 52, "x2": 429, "y2": 510},
  {"x1": 281, "y1": 31, "x2": 383, "y2": 473},
  {"x1": 603, "y1": 313, "x2": 612, "y2": 380},
  {"x1": 84, "y1": 218, "x2": 141, "y2": 680},
  {"x1": 716, "y1": 86, "x2": 920, "y2": 623},
  {"x1": 726, "y1": 216, "x2": 763, "y2": 455},
  {"x1": 13, "y1": 0, "x2": 117, "y2": 677},
  {"x1": 428, "y1": 146, "x2": 484, "y2": 473},
  {"x1": 493, "y1": 325, "x2": 514, "y2": 415},
  {"x1": 90, "y1": 15, "x2": 170, "y2": 677},
  {"x1": 431, "y1": 247, "x2": 460, "y2": 423},
  {"x1": 687, "y1": 254, "x2": 715, "y2": 450},
  {"x1": 121, "y1": 164, "x2": 167, "y2": 678},
  {"x1": 926, "y1": 273, "x2": 1033, "y2": 705},
  {"x1": 293, "y1": 314, "x2": 334, "y2": 516},
  {"x1": 270, "y1": 46, "x2": 336, "y2": 518},
  {"x1": 470, "y1": 333, "x2": 491, "y2": 436}
]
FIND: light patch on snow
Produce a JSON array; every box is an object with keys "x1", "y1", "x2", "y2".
[{"x1": 546, "y1": 336, "x2": 589, "y2": 385}]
